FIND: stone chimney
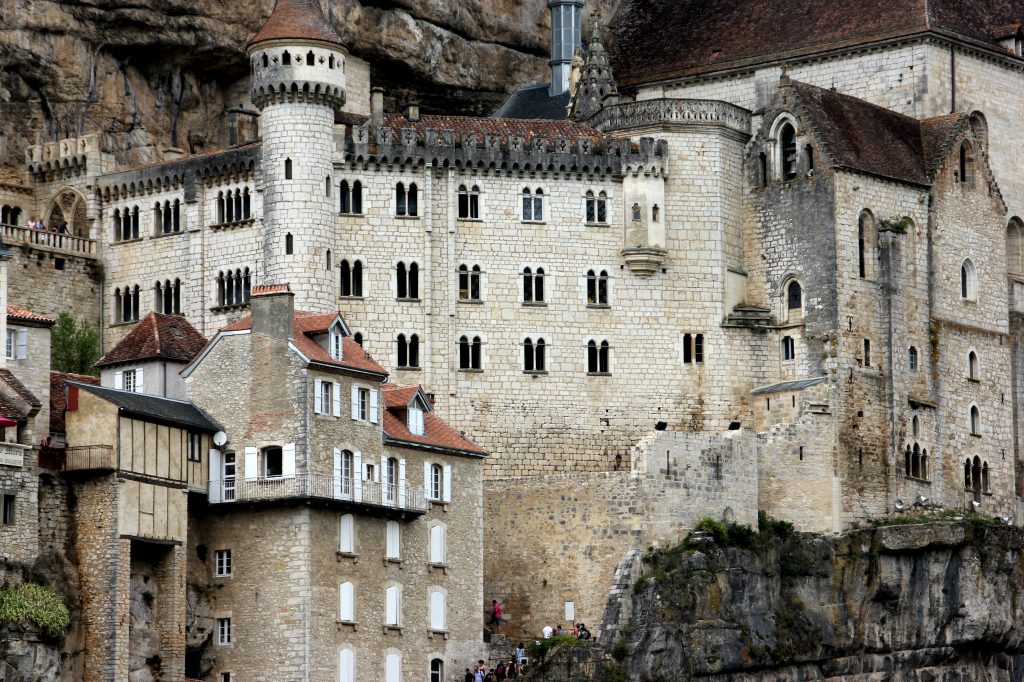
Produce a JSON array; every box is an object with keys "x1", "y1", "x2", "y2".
[
  {"x1": 548, "y1": 0, "x2": 585, "y2": 96},
  {"x1": 371, "y1": 87, "x2": 385, "y2": 128},
  {"x1": 404, "y1": 102, "x2": 421, "y2": 122},
  {"x1": 251, "y1": 284, "x2": 294, "y2": 341}
]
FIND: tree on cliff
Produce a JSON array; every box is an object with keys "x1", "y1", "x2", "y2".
[{"x1": 50, "y1": 313, "x2": 100, "y2": 375}]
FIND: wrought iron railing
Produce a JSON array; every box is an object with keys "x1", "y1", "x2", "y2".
[{"x1": 208, "y1": 474, "x2": 427, "y2": 512}]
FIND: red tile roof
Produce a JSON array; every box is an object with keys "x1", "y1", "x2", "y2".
[
  {"x1": 253, "y1": 283, "x2": 293, "y2": 296},
  {"x1": 95, "y1": 313, "x2": 208, "y2": 368},
  {"x1": 381, "y1": 384, "x2": 486, "y2": 457},
  {"x1": 50, "y1": 371, "x2": 100, "y2": 434},
  {"x1": 7, "y1": 305, "x2": 54, "y2": 325},
  {"x1": 0, "y1": 368, "x2": 41, "y2": 421},
  {"x1": 610, "y1": 0, "x2": 1024, "y2": 87},
  {"x1": 247, "y1": 0, "x2": 345, "y2": 50},
  {"x1": 220, "y1": 310, "x2": 387, "y2": 377},
  {"x1": 381, "y1": 114, "x2": 600, "y2": 143}
]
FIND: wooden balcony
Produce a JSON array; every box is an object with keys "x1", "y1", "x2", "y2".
[
  {"x1": 208, "y1": 474, "x2": 428, "y2": 515},
  {"x1": 2, "y1": 223, "x2": 97, "y2": 257},
  {"x1": 64, "y1": 445, "x2": 115, "y2": 472},
  {"x1": 0, "y1": 442, "x2": 31, "y2": 468}
]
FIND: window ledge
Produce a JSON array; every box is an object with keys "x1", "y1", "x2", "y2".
[
  {"x1": 457, "y1": 217, "x2": 484, "y2": 223},
  {"x1": 338, "y1": 212, "x2": 365, "y2": 218},
  {"x1": 457, "y1": 299, "x2": 484, "y2": 305},
  {"x1": 210, "y1": 302, "x2": 251, "y2": 314},
  {"x1": 383, "y1": 625, "x2": 403, "y2": 635},
  {"x1": 523, "y1": 370, "x2": 549, "y2": 376},
  {"x1": 396, "y1": 298, "x2": 422, "y2": 303},
  {"x1": 109, "y1": 320, "x2": 140, "y2": 328},
  {"x1": 968, "y1": 378, "x2": 981, "y2": 383},
  {"x1": 521, "y1": 220, "x2": 547, "y2": 225},
  {"x1": 905, "y1": 476, "x2": 931, "y2": 483},
  {"x1": 458, "y1": 368, "x2": 484, "y2": 373},
  {"x1": 971, "y1": 433, "x2": 983, "y2": 438},
  {"x1": 111, "y1": 237, "x2": 145, "y2": 246},
  {"x1": 214, "y1": 574, "x2": 233, "y2": 579},
  {"x1": 340, "y1": 296, "x2": 366, "y2": 301},
  {"x1": 584, "y1": 222, "x2": 610, "y2": 228},
  {"x1": 336, "y1": 620, "x2": 358, "y2": 631},
  {"x1": 395, "y1": 366, "x2": 421, "y2": 372},
  {"x1": 336, "y1": 551, "x2": 359, "y2": 563},
  {"x1": 210, "y1": 218, "x2": 255, "y2": 231},
  {"x1": 394, "y1": 215, "x2": 421, "y2": 220},
  {"x1": 429, "y1": 562, "x2": 448, "y2": 573},
  {"x1": 152, "y1": 230, "x2": 185, "y2": 239},
  {"x1": 586, "y1": 372, "x2": 612, "y2": 377},
  {"x1": 522, "y1": 301, "x2": 548, "y2": 308},
  {"x1": 587, "y1": 304, "x2": 611, "y2": 310},
  {"x1": 428, "y1": 629, "x2": 450, "y2": 640},
  {"x1": 385, "y1": 557, "x2": 403, "y2": 568}
]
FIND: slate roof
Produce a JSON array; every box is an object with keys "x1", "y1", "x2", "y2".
[
  {"x1": 381, "y1": 384, "x2": 486, "y2": 457},
  {"x1": 50, "y1": 372, "x2": 100, "y2": 435},
  {"x1": 7, "y1": 305, "x2": 55, "y2": 326},
  {"x1": 95, "y1": 313, "x2": 208, "y2": 368},
  {"x1": 71, "y1": 383, "x2": 221, "y2": 432},
  {"x1": 610, "y1": 0, "x2": 1024, "y2": 87},
  {"x1": 492, "y1": 84, "x2": 571, "y2": 121},
  {"x1": 221, "y1": 311, "x2": 387, "y2": 377},
  {"x1": 381, "y1": 114, "x2": 598, "y2": 143},
  {"x1": 751, "y1": 376, "x2": 827, "y2": 395},
  {"x1": 247, "y1": 0, "x2": 345, "y2": 50}
]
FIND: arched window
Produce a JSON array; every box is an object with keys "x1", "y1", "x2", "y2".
[
  {"x1": 408, "y1": 262, "x2": 419, "y2": 299},
  {"x1": 858, "y1": 211, "x2": 876, "y2": 279},
  {"x1": 282, "y1": 50, "x2": 291, "y2": 65},
  {"x1": 585, "y1": 191, "x2": 607, "y2": 224},
  {"x1": 968, "y1": 350, "x2": 979, "y2": 380},
  {"x1": 386, "y1": 520, "x2": 401, "y2": 560},
  {"x1": 921, "y1": 448, "x2": 928, "y2": 480},
  {"x1": 982, "y1": 461, "x2": 990, "y2": 493},
  {"x1": 285, "y1": 158, "x2": 293, "y2": 180},
  {"x1": 911, "y1": 443, "x2": 921, "y2": 478},
  {"x1": 458, "y1": 185, "x2": 470, "y2": 219},
  {"x1": 524, "y1": 337, "x2": 546, "y2": 372},
  {"x1": 261, "y1": 53, "x2": 269, "y2": 68},
  {"x1": 458, "y1": 264, "x2": 482, "y2": 301},
  {"x1": 429, "y1": 588, "x2": 447, "y2": 632},
  {"x1": 242, "y1": 188, "x2": 250, "y2": 219},
  {"x1": 306, "y1": 50, "x2": 315, "y2": 65},
  {"x1": 352, "y1": 180, "x2": 363, "y2": 214},
  {"x1": 326, "y1": 249, "x2": 332, "y2": 272},
  {"x1": 787, "y1": 281, "x2": 802, "y2": 311},
  {"x1": 429, "y1": 523, "x2": 446, "y2": 565},
  {"x1": 340, "y1": 180, "x2": 356, "y2": 214},
  {"x1": 385, "y1": 651, "x2": 402, "y2": 682},
  {"x1": 911, "y1": 414, "x2": 920, "y2": 437},
  {"x1": 960, "y1": 258, "x2": 977, "y2": 300},
  {"x1": 958, "y1": 142, "x2": 974, "y2": 186},
  {"x1": 969, "y1": 111, "x2": 988, "y2": 152},
  {"x1": 216, "y1": 192, "x2": 225, "y2": 224},
  {"x1": 172, "y1": 199, "x2": 181, "y2": 231},
  {"x1": 285, "y1": 233, "x2": 294, "y2": 255},
  {"x1": 233, "y1": 190, "x2": 242, "y2": 222},
  {"x1": 242, "y1": 268, "x2": 252, "y2": 302},
  {"x1": 522, "y1": 188, "x2": 544, "y2": 221},
  {"x1": 430, "y1": 658, "x2": 445, "y2": 682},
  {"x1": 587, "y1": 269, "x2": 609, "y2": 306},
  {"x1": 523, "y1": 267, "x2": 545, "y2": 303},
  {"x1": 216, "y1": 272, "x2": 226, "y2": 307},
  {"x1": 1007, "y1": 218, "x2": 1024, "y2": 274},
  {"x1": 397, "y1": 334, "x2": 408, "y2": 368},
  {"x1": 651, "y1": 204, "x2": 660, "y2": 222},
  {"x1": 353, "y1": 332, "x2": 364, "y2": 347},
  {"x1": 325, "y1": 175, "x2": 332, "y2": 197},
  {"x1": 339, "y1": 514, "x2": 355, "y2": 553},
  {"x1": 972, "y1": 456, "x2": 982, "y2": 494},
  {"x1": 588, "y1": 340, "x2": 610, "y2": 374},
  {"x1": 131, "y1": 206, "x2": 140, "y2": 239},
  {"x1": 396, "y1": 262, "x2": 407, "y2": 298},
  {"x1": 907, "y1": 346, "x2": 918, "y2": 372},
  {"x1": 905, "y1": 446, "x2": 912, "y2": 477},
  {"x1": 397, "y1": 334, "x2": 419, "y2": 369},
  {"x1": 780, "y1": 122, "x2": 797, "y2": 180},
  {"x1": 339, "y1": 648, "x2": 356, "y2": 682},
  {"x1": 459, "y1": 336, "x2": 482, "y2": 370},
  {"x1": 339, "y1": 581, "x2": 355, "y2": 622},
  {"x1": 114, "y1": 288, "x2": 123, "y2": 322},
  {"x1": 395, "y1": 183, "x2": 419, "y2": 217},
  {"x1": 970, "y1": 405, "x2": 981, "y2": 435},
  {"x1": 329, "y1": 55, "x2": 335, "y2": 69},
  {"x1": 782, "y1": 335, "x2": 795, "y2": 361},
  {"x1": 384, "y1": 457, "x2": 398, "y2": 504}
]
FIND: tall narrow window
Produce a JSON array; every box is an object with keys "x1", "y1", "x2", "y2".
[
  {"x1": 523, "y1": 268, "x2": 545, "y2": 303},
  {"x1": 339, "y1": 582, "x2": 355, "y2": 622},
  {"x1": 429, "y1": 523, "x2": 446, "y2": 565},
  {"x1": 352, "y1": 181, "x2": 362, "y2": 214},
  {"x1": 587, "y1": 339, "x2": 610, "y2": 374},
  {"x1": 968, "y1": 350, "x2": 979, "y2": 380},
  {"x1": 682, "y1": 334, "x2": 705, "y2": 365},
  {"x1": 282, "y1": 50, "x2": 291, "y2": 65},
  {"x1": 326, "y1": 175, "x2": 332, "y2": 197},
  {"x1": 340, "y1": 180, "x2": 351, "y2": 213},
  {"x1": 326, "y1": 249, "x2": 332, "y2": 272},
  {"x1": 960, "y1": 258, "x2": 977, "y2": 300},
  {"x1": 397, "y1": 334, "x2": 420, "y2": 369},
  {"x1": 285, "y1": 233, "x2": 294, "y2": 255},
  {"x1": 782, "y1": 336, "x2": 795, "y2": 361},
  {"x1": 805, "y1": 145, "x2": 814, "y2": 171},
  {"x1": 243, "y1": 189, "x2": 250, "y2": 219},
  {"x1": 863, "y1": 339, "x2": 871, "y2": 367},
  {"x1": 780, "y1": 122, "x2": 797, "y2": 180},
  {"x1": 285, "y1": 158, "x2": 292, "y2": 180},
  {"x1": 586, "y1": 191, "x2": 596, "y2": 223},
  {"x1": 970, "y1": 405, "x2": 981, "y2": 435},
  {"x1": 458, "y1": 185, "x2": 470, "y2": 219},
  {"x1": 386, "y1": 520, "x2": 401, "y2": 560},
  {"x1": 758, "y1": 152, "x2": 768, "y2": 187},
  {"x1": 911, "y1": 414, "x2": 920, "y2": 437},
  {"x1": 339, "y1": 514, "x2": 355, "y2": 554},
  {"x1": 787, "y1": 281, "x2": 802, "y2": 311},
  {"x1": 429, "y1": 589, "x2": 447, "y2": 632},
  {"x1": 524, "y1": 337, "x2": 546, "y2": 372},
  {"x1": 522, "y1": 188, "x2": 544, "y2": 221},
  {"x1": 908, "y1": 346, "x2": 918, "y2": 371},
  {"x1": 587, "y1": 269, "x2": 609, "y2": 306}
]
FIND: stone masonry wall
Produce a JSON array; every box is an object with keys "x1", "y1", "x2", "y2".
[{"x1": 0, "y1": 447, "x2": 40, "y2": 564}]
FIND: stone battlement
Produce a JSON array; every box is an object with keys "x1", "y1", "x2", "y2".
[{"x1": 342, "y1": 124, "x2": 670, "y2": 177}]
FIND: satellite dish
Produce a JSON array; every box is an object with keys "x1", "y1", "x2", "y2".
[{"x1": 213, "y1": 431, "x2": 228, "y2": 447}]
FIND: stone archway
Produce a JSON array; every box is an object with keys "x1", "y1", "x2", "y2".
[{"x1": 45, "y1": 187, "x2": 89, "y2": 238}]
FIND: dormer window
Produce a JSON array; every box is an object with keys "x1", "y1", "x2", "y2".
[
  {"x1": 408, "y1": 403, "x2": 425, "y2": 436},
  {"x1": 330, "y1": 325, "x2": 343, "y2": 361}
]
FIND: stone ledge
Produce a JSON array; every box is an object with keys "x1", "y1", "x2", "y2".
[{"x1": 876, "y1": 523, "x2": 965, "y2": 551}]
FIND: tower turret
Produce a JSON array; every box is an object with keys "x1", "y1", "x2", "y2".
[
  {"x1": 548, "y1": 0, "x2": 584, "y2": 97},
  {"x1": 247, "y1": 0, "x2": 346, "y2": 311}
]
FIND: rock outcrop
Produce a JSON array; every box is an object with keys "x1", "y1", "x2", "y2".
[
  {"x1": 0, "y1": 0, "x2": 620, "y2": 169},
  {"x1": 617, "y1": 520, "x2": 1024, "y2": 680}
]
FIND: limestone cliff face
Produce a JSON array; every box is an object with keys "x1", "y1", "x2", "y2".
[
  {"x1": 620, "y1": 522, "x2": 1024, "y2": 680},
  {"x1": 0, "y1": 0, "x2": 619, "y2": 169}
]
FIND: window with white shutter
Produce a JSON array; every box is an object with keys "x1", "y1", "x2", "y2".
[
  {"x1": 244, "y1": 447, "x2": 258, "y2": 481},
  {"x1": 339, "y1": 582, "x2": 355, "y2": 622},
  {"x1": 315, "y1": 379, "x2": 324, "y2": 413},
  {"x1": 339, "y1": 514, "x2": 355, "y2": 554},
  {"x1": 385, "y1": 584, "x2": 402, "y2": 626},
  {"x1": 339, "y1": 648, "x2": 356, "y2": 682},
  {"x1": 282, "y1": 443, "x2": 296, "y2": 479},
  {"x1": 429, "y1": 588, "x2": 447, "y2": 631},
  {"x1": 369, "y1": 389, "x2": 379, "y2": 423},
  {"x1": 442, "y1": 464, "x2": 452, "y2": 503},
  {"x1": 429, "y1": 524, "x2": 446, "y2": 565},
  {"x1": 408, "y1": 407, "x2": 424, "y2": 436},
  {"x1": 332, "y1": 382, "x2": 341, "y2": 417},
  {"x1": 5, "y1": 330, "x2": 14, "y2": 360},
  {"x1": 385, "y1": 652, "x2": 402, "y2": 682},
  {"x1": 386, "y1": 521, "x2": 400, "y2": 560},
  {"x1": 15, "y1": 329, "x2": 27, "y2": 360}
]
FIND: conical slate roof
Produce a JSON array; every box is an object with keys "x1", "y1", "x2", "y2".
[{"x1": 247, "y1": 0, "x2": 344, "y2": 51}]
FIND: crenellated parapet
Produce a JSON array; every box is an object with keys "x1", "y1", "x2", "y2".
[
  {"x1": 588, "y1": 98, "x2": 752, "y2": 139},
  {"x1": 25, "y1": 134, "x2": 104, "y2": 177},
  {"x1": 342, "y1": 124, "x2": 670, "y2": 178}
]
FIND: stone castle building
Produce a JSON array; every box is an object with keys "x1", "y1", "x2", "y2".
[{"x1": 5, "y1": 0, "x2": 1024, "y2": 673}]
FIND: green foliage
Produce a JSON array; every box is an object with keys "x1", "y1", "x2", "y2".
[
  {"x1": 0, "y1": 583, "x2": 70, "y2": 638},
  {"x1": 50, "y1": 312, "x2": 100, "y2": 375},
  {"x1": 758, "y1": 511, "x2": 794, "y2": 540},
  {"x1": 688, "y1": 517, "x2": 760, "y2": 549},
  {"x1": 526, "y1": 634, "x2": 580, "y2": 661}
]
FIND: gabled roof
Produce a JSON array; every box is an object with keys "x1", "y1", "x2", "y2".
[
  {"x1": 610, "y1": 0, "x2": 1024, "y2": 88},
  {"x1": 0, "y1": 368, "x2": 40, "y2": 422},
  {"x1": 381, "y1": 383, "x2": 486, "y2": 457},
  {"x1": 50, "y1": 372, "x2": 100, "y2": 435},
  {"x1": 0, "y1": 369, "x2": 40, "y2": 408},
  {"x1": 213, "y1": 310, "x2": 386, "y2": 378},
  {"x1": 381, "y1": 114, "x2": 598, "y2": 143},
  {"x1": 95, "y1": 313, "x2": 207, "y2": 368},
  {"x1": 7, "y1": 305, "x2": 54, "y2": 326},
  {"x1": 492, "y1": 84, "x2": 571, "y2": 121},
  {"x1": 247, "y1": 0, "x2": 345, "y2": 51},
  {"x1": 71, "y1": 383, "x2": 221, "y2": 432}
]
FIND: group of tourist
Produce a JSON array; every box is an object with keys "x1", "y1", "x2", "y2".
[
  {"x1": 541, "y1": 622, "x2": 592, "y2": 640},
  {"x1": 465, "y1": 657, "x2": 529, "y2": 681},
  {"x1": 24, "y1": 216, "x2": 68, "y2": 233}
]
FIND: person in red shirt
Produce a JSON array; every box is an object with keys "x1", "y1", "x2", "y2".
[{"x1": 490, "y1": 599, "x2": 503, "y2": 632}]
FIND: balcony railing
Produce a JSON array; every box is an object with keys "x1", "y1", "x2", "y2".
[
  {"x1": 2, "y1": 223, "x2": 97, "y2": 256},
  {"x1": 64, "y1": 445, "x2": 115, "y2": 472},
  {"x1": 208, "y1": 474, "x2": 427, "y2": 513},
  {"x1": 0, "y1": 442, "x2": 30, "y2": 468}
]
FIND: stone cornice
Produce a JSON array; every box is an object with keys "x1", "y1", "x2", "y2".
[{"x1": 587, "y1": 99, "x2": 752, "y2": 139}]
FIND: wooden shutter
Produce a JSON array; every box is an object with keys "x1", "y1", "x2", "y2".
[
  {"x1": 208, "y1": 449, "x2": 222, "y2": 503},
  {"x1": 442, "y1": 463, "x2": 452, "y2": 502},
  {"x1": 339, "y1": 582, "x2": 354, "y2": 622},
  {"x1": 135, "y1": 367, "x2": 144, "y2": 394},
  {"x1": 351, "y1": 386, "x2": 359, "y2": 420},
  {"x1": 315, "y1": 379, "x2": 323, "y2": 414},
  {"x1": 333, "y1": 448, "x2": 343, "y2": 499},
  {"x1": 398, "y1": 458, "x2": 406, "y2": 507},
  {"x1": 339, "y1": 514, "x2": 354, "y2": 553},
  {"x1": 423, "y1": 461, "x2": 432, "y2": 499},
  {"x1": 369, "y1": 389, "x2": 379, "y2": 423},
  {"x1": 114, "y1": 371, "x2": 123, "y2": 390},
  {"x1": 430, "y1": 524, "x2": 444, "y2": 564},
  {"x1": 430, "y1": 590, "x2": 445, "y2": 630},
  {"x1": 385, "y1": 652, "x2": 401, "y2": 682},
  {"x1": 386, "y1": 521, "x2": 400, "y2": 559},
  {"x1": 339, "y1": 648, "x2": 355, "y2": 682},
  {"x1": 282, "y1": 443, "x2": 296, "y2": 479},
  {"x1": 244, "y1": 447, "x2": 258, "y2": 481},
  {"x1": 385, "y1": 585, "x2": 398, "y2": 626},
  {"x1": 333, "y1": 382, "x2": 342, "y2": 417},
  {"x1": 15, "y1": 329, "x2": 27, "y2": 360},
  {"x1": 353, "y1": 452, "x2": 362, "y2": 502}
]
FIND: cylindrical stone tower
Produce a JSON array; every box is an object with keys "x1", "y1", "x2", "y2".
[{"x1": 247, "y1": 0, "x2": 347, "y2": 312}]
